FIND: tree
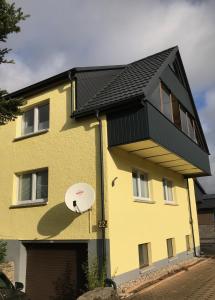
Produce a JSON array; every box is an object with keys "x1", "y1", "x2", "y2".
[{"x1": 0, "y1": 0, "x2": 29, "y2": 125}]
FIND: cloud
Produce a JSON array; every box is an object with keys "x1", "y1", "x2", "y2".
[
  {"x1": 3, "y1": 0, "x2": 215, "y2": 91},
  {"x1": 198, "y1": 89, "x2": 215, "y2": 193},
  {"x1": 1, "y1": 0, "x2": 215, "y2": 191}
]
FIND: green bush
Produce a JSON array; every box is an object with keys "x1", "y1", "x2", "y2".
[
  {"x1": 0, "y1": 241, "x2": 7, "y2": 263},
  {"x1": 83, "y1": 258, "x2": 106, "y2": 291}
]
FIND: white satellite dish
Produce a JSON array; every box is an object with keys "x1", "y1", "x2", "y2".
[{"x1": 65, "y1": 183, "x2": 95, "y2": 213}]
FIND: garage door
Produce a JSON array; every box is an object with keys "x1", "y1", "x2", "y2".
[{"x1": 24, "y1": 243, "x2": 87, "y2": 300}]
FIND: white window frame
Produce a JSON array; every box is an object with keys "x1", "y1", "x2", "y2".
[
  {"x1": 17, "y1": 169, "x2": 48, "y2": 205},
  {"x1": 132, "y1": 170, "x2": 150, "y2": 201},
  {"x1": 22, "y1": 102, "x2": 49, "y2": 136},
  {"x1": 163, "y1": 178, "x2": 174, "y2": 203}
]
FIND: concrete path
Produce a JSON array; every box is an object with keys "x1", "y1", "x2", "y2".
[{"x1": 132, "y1": 258, "x2": 215, "y2": 300}]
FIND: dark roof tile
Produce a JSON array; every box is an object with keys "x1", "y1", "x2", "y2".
[{"x1": 75, "y1": 46, "x2": 177, "y2": 115}]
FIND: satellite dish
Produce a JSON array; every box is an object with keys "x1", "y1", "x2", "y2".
[{"x1": 65, "y1": 183, "x2": 95, "y2": 213}]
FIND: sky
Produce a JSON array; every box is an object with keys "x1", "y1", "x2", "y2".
[{"x1": 1, "y1": 0, "x2": 215, "y2": 192}]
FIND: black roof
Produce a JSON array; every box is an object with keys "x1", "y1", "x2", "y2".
[
  {"x1": 74, "y1": 46, "x2": 177, "y2": 116},
  {"x1": 6, "y1": 46, "x2": 209, "y2": 153}
]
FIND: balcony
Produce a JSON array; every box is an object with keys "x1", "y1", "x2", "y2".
[{"x1": 107, "y1": 101, "x2": 210, "y2": 176}]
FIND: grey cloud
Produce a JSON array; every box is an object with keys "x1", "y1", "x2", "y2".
[{"x1": 1, "y1": 0, "x2": 215, "y2": 191}]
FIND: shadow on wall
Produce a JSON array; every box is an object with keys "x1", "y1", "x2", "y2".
[{"x1": 37, "y1": 203, "x2": 79, "y2": 239}]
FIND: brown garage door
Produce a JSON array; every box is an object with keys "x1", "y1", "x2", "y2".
[{"x1": 24, "y1": 243, "x2": 87, "y2": 300}]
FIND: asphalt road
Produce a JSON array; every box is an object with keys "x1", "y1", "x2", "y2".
[{"x1": 132, "y1": 258, "x2": 215, "y2": 300}]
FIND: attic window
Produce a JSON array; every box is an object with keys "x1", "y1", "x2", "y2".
[{"x1": 159, "y1": 83, "x2": 203, "y2": 147}]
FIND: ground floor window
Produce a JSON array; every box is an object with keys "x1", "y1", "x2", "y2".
[
  {"x1": 163, "y1": 178, "x2": 174, "y2": 203},
  {"x1": 132, "y1": 171, "x2": 150, "y2": 200},
  {"x1": 186, "y1": 235, "x2": 191, "y2": 251},
  {"x1": 166, "y1": 238, "x2": 175, "y2": 258},
  {"x1": 138, "y1": 243, "x2": 150, "y2": 268},
  {"x1": 18, "y1": 169, "x2": 48, "y2": 204}
]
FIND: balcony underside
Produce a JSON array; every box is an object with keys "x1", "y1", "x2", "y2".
[{"x1": 119, "y1": 139, "x2": 202, "y2": 175}]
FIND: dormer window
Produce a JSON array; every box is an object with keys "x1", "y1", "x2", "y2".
[{"x1": 22, "y1": 103, "x2": 49, "y2": 136}]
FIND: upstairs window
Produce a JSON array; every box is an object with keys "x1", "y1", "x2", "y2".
[
  {"x1": 18, "y1": 169, "x2": 48, "y2": 204},
  {"x1": 161, "y1": 84, "x2": 172, "y2": 121},
  {"x1": 132, "y1": 171, "x2": 149, "y2": 200},
  {"x1": 163, "y1": 178, "x2": 174, "y2": 203},
  {"x1": 157, "y1": 83, "x2": 203, "y2": 147},
  {"x1": 22, "y1": 103, "x2": 49, "y2": 136}
]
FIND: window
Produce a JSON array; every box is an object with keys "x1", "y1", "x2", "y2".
[
  {"x1": 166, "y1": 238, "x2": 175, "y2": 258},
  {"x1": 172, "y1": 96, "x2": 181, "y2": 129},
  {"x1": 132, "y1": 171, "x2": 149, "y2": 200},
  {"x1": 161, "y1": 84, "x2": 173, "y2": 121},
  {"x1": 180, "y1": 107, "x2": 189, "y2": 135},
  {"x1": 163, "y1": 178, "x2": 174, "y2": 203},
  {"x1": 138, "y1": 243, "x2": 150, "y2": 268},
  {"x1": 150, "y1": 82, "x2": 204, "y2": 148},
  {"x1": 22, "y1": 103, "x2": 49, "y2": 136},
  {"x1": 18, "y1": 169, "x2": 48, "y2": 203},
  {"x1": 186, "y1": 235, "x2": 191, "y2": 251}
]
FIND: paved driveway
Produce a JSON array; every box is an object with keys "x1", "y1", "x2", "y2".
[{"x1": 132, "y1": 258, "x2": 215, "y2": 300}]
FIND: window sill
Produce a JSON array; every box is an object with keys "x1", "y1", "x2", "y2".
[
  {"x1": 10, "y1": 201, "x2": 48, "y2": 209},
  {"x1": 139, "y1": 265, "x2": 154, "y2": 273},
  {"x1": 13, "y1": 129, "x2": 49, "y2": 142},
  {"x1": 168, "y1": 256, "x2": 177, "y2": 262},
  {"x1": 164, "y1": 201, "x2": 178, "y2": 206},
  {"x1": 134, "y1": 198, "x2": 155, "y2": 204}
]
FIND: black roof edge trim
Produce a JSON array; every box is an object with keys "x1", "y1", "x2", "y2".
[
  {"x1": 75, "y1": 65, "x2": 125, "y2": 72},
  {"x1": 176, "y1": 51, "x2": 210, "y2": 155},
  {"x1": 6, "y1": 69, "x2": 76, "y2": 99},
  {"x1": 184, "y1": 171, "x2": 211, "y2": 178},
  {"x1": 72, "y1": 95, "x2": 144, "y2": 119},
  {"x1": 5, "y1": 65, "x2": 126, "y2": 99}
]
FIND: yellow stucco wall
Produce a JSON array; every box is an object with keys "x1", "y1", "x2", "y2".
[
  {"x1": 0, "y1": 82, "x2": 200, "y2": 278},
  {"x1": 0, "y1": 83, "x2": 102, "y2": 241},
  {"x1": 104, "y1": 143, "x2": 200, "y2": 277}
]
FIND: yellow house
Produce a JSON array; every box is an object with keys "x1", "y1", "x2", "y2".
[{"x1": 0, "y1": 46, "x2": 210, "y2": 299}]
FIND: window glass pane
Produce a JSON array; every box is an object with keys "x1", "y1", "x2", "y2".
[
  {"x1": 180, "y1": 107, "x2": 188, "y2": 135},
  {"x1": 167, "y1": 180, "x2": 173, "y2": 202},
  {"x1": 162, "y1": 86, "x2": 172, "y2": 121},
  {"x1": 132, "y1": 172, "x2": 138, "y2": 197},
  {"x1": 140, "y1": 174, "x2": 149, "y2": 198},
  {"x1": 138, "y1": 244, "x2": 149, "y2": 268},
  {"x1": 172, "y1": 96, "x2": 181, "y2": 129},
  {"x1": 23, "y1": 109, "x2": 34, "y2": 135},
  {"x1": 187, "y1": 115, "x2": 195, "y2": 141},
  {"x1": 38, "y1": 104, "x2": 49, "y2": 130},
  {"x1": 167, "y1": 238, "x2": 173, "y2": 258},
  {"x1": 150, "y1": 85, "x2": 160, "y2": 110},
  {"x1": 163, "y1": 179, "x2": 168, "y2": 201},
  {"x1": 36, "y1": 170, "x2": 48, "y2": 199},
  {"x1": 186, "y1": 235, "x2": 191, "y2": 251},
  {"x1": 19, "y1": 174, "x2": 32, "y2": 201}
]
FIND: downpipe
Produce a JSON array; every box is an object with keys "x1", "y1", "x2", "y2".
[
  {"x1": 95, "y1": 111, "x2": 106, "y2": 274},
  {"x1": 186, "y1": 178, "x2": 198, "y2": 257}
]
